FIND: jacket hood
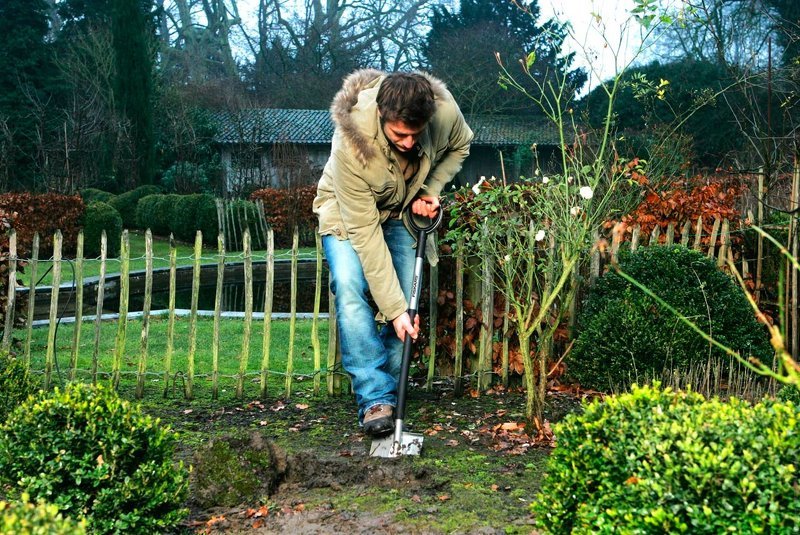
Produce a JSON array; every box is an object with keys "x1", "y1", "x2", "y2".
[{"x1": 329, "y1": 69, "x2": 451, "y2": 167}]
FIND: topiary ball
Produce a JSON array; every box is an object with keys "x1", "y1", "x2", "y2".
[
  {"x1": 571, "y1": 245, "x2": 772, "y2": 391},
  {"x1": 533, "y1": 383, "x2": 800, "y2": 533},
  {"x1": 81, "y1": 201, "x2": 122, "y2": 258},
  {"x1": 0, "y1": 383, "x2": 188, "y2": 534}
]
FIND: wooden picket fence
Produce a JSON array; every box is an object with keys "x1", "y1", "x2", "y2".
[{"x1": 1, "y1": 213, "x2": 788, "y2": 401}]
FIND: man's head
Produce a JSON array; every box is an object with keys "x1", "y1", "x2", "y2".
[{"x1": 377, "y1": 73, "x2": 436, "y2": 152}]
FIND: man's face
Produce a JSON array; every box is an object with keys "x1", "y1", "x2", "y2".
[{"x1": 382, "y1": 120, "x2": 426, "y2": 153}]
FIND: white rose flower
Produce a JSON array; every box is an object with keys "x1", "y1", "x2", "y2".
[
  {"x1": 567, "y1": 176, "x2": 574, "y2": 184},
  {"x1": 535, "y1": 229, "x2": 546, "y2": 241},
  {"x1": 471, "y1": 176, "x2": 487, "y2": 194},
  {"x1": 579, "y1": 186, "x2": 594, "y2": 200},
  {"x1": 504, "y1": 254, "x2": 511, "y2": 262},
  {"x1": 570, "y1": 206, "x2": 581, "y2": 216},
  {"x1": 542, "y1": 176, "x2": 550, "y2": 184}
]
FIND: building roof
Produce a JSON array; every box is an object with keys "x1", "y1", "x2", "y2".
[{"x1": 209, "y1": 109, "x2": 560, "y2": 147}]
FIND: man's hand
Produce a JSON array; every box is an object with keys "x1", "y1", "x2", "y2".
[
  {"x1": 411, "y1": 195, "x2": 440, "y2": 219},
  {"x1": 392, "y1": 311, "x2": 420, "y2": 342}
]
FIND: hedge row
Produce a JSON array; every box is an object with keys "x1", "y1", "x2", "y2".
[
  {"x1": 249, "y1": 185, "x2": 317, "y2": 247},
  {"x1": 135, "y1": 193, "x2": 219, "y2": 244},
  {"x1": 0, "y1": 192, "x2": 84, "y2": 255}
]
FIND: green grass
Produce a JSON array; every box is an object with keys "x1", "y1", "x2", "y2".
[
  {"x1": 18, "y1": 315, "x2": 332, "y2": 399},
  {"x1": 17, "y1": 231, "x2": 319, "y2": 287}
]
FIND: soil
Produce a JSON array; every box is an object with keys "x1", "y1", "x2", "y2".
[{"x1": 144, "y1": 384, "x2": 587, "y2": 534}]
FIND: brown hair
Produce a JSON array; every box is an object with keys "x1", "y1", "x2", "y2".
[{"x1": 376, "y1": 72, "x2": 436, "y2": 127}]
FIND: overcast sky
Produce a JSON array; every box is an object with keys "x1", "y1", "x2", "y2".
[{"x1": 538, "y1": 0, "x2": 647, "y2": 87}]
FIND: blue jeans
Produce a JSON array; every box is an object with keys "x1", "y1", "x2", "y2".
[{"x1": 323, "y1": 219, "x2": 415, "y2": 423}]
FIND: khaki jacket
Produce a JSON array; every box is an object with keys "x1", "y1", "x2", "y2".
[{"x1": 313, "y1": 69, "x2": 473, "y2": 321}]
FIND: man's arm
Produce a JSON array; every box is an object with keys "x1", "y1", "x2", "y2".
[{"x1": 421, "y1": 103, "x2": 473, "y2": 197}]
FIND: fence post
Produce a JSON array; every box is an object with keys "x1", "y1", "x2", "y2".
[
  {"x1": 135, "y1": 230, "x2": 153, "y2": 399},
  {"x1": 453, "y1": 241, "x2": 465, "y2": 396},
  {"x1": 665, "y1": 222, "x2": 675, "y2": 245},
  {"x1": 680, "y1": 220, "x2": 692, "y2": 247},
  {"x1": 2, "y1": 230, "x2": 17, "y2": 352},
  {"x1": 44, "y1": 231, "x2": 62, "y2": 390},
  {"x1": 212, "y1": 233, "x2": 225, "y2": 400},
  {"x1": 426, "y1": 260, "x2": 439, "y2": 391},
  {"x1": 478, "y1": 233, "x2": 494, "y2": 392},
  {"x1": 164, "y1": 235, "x2": 177, "y2": 397},
  {"x1": 707, "y1": 218, "x2": 721, "y2": 259},
  {"x1": 791, "y1": 160, "x2": 800, "y2": 360},
  {"x1": 23, "y1": 233, "x2": 39, "y2": 369},
  {"x1": 312, "y1": 232, "x2": 323, "y2": 394},
  {"x1": 693, "y1": 216, "x2": 704, "y2": 251},
  {"x1": 284, "y1": 226, "x2": 299, "y2": 398},
  {"x1": 260, "y1": 228, "x2": 274, "y2": 399},
  {"x1": 716, "y1": 219, "x2": 730, "y2": 268},
  {"x1": 237, "y1": 230, "x2": 253, "y2": 399},
  {"x1": 187, "y1": 231, "x2": 202, "y2": 400},
  {"x1": 630, "y1": 225, "x2": 641, "y2": 252},
  {"x1": 112, "y1": 230, "x2": 130, "y2": 390},
  {"x1": 69, "y1": 232, "x2": 84, "y2": 381},
  {"x1": 92, "y1": 232, "x2": 107, "y2": 384},
  {"x1": 649, "y1": 225, "x2": 661, "y2": 246}
]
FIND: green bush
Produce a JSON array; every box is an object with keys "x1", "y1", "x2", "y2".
[
  {"x1": 108, "y1": 185, "x2": 161, "y2": 229},
  {"x1": 169, "y1": 194, "x2": 201, "y2": 242},
  {"x1": 0, "y1": 383, "x2": 188, "y2": 534},
  {"x1": 0, "y1": 352, "x2": 34, "y2": 424},
  {"x1": 777, "y1": 384, "x2": 800, "y2": 404},
  {"x1": 533, "y1": 383, "x2": 800, "y2": 533},
  {"x1": 195, "y1": 193, "x2": 219, "y2": 244},
  {"x1": 571, "y1": 245, "x2": 772, "y2": 391},
  {"x1": 81, "y1": 202, "x2": 122, "y2": 258},
  {"x1": 135, "y1": 194, "x2": 180, "y2": 237},
  {"x1": 1, "y1": 495, "x2": 87, "y2": 534},
  {"x1": 79, "y1": 188, "x2": 115, "y2": 206}
]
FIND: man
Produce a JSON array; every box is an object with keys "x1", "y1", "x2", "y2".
[{"x1": 313, "y1": 69, "x2": 473, "y2": 437}]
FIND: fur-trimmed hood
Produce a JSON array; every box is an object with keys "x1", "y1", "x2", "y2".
[{"x1": 329, "y1": 69, "x2": 451, "y2": 167}]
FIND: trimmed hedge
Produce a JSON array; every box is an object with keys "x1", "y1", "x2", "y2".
[
  {"x1": 534, "y1": 383, "x2": 800, "y2": 533},
  {"x1": 1, "y1": 495, "x2": 86, "y2": 534},
  {"x1": 571, "y1": 245, "x2": 772, "y2": 391},
  {"x1": 0, "y1": 383, "x2": 188, "y2": 534},
  {"x1": 0, "y1": 193, "x2": 84, "y2": 255},
  {"x1": 108, "y1": 185, "x2": 161, "y2": 229},
  {"x1": 169, "y1": 193, "x2": 218, "y2": 243},
  {"x1": 136, "y1": 194, "x2": 180, "y2": 237},
  {"x1": 79, "y1": 188, "x2": 115, "y2": 205},
  {"x1": 250, "y1": 185, "x2": 317, "y2": 247},
  {"x1": 81, "y1": 201, "x2": 122, "y2": 258}
]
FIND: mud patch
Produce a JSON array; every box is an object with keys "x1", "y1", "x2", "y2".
[{"x1": 283, "y1": 451, "x2": 431, "y2": 491}]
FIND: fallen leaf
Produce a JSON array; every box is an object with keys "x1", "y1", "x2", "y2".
[
  {"x1": 295, "y1": 403, "x2": 309, "y2": 410},
  {"x1": 411, "y1": 494, "x2": 422, "y2": 503},
  {"x1": 446, "y1": 439, "x2": 459, "y2": 447},
  {"x1": 259, "y1": 420, "x2": 268, "y2": 426},
  {"x1": 491, "y1": 484, "x2": 499, "y2": 491},
  {"x1": 183, "y1": 409, "x2": 193, "y2": 414},
  {"x1": 438, "y1": 494, "x2": 450, "y2": 502},
  {"x1": 253, "y1": 519, "x2": 265, "y2": 529}
]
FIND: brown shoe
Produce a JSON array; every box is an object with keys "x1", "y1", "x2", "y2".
[{"x1": 363, "y1": 404, "x2": 394, "y2": 437}]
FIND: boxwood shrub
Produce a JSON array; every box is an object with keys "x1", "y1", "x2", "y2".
[
  {"x1": 135, "y1": 194, "x2": 180, "y2": 237},
  {"x1": 81, "y1": 201, "x2": 122, "y2": 258},
  {"x1": 0, "y1": 352, "x2": 34, "y2": 424},
  {"x1": 0, "y1": 383, "x2": 188, "y2": 534},
  {"x1": 108, "y1": 185, "x2": 161, "y2": 230},
  {"x1": 169, "y1": 193, "x2": 218, "y2": 244},
  {"x1": 571, "y1": 245, "x2": 772, "y2": 391},
  {"x1": 533, "y1": 383, "x2": 800, "y2": 533},
  {"x1": 1, "y1": 495, "x2": 86, "y2": 534}
]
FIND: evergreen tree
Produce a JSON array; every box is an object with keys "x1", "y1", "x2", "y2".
[
  {"x1": 424, "y1": 0, "x2": 585, "y2": 116},
  {"x1": 0, "y1": 0, "x2": 55, "y2": 189},
  {"x1": 111, "y1": 0, "x2": 156, "y2": 186}
]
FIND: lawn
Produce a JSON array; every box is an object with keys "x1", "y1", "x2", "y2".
[{"x1": 19, "y1": 315, "x2": 332, "y2": 399}]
